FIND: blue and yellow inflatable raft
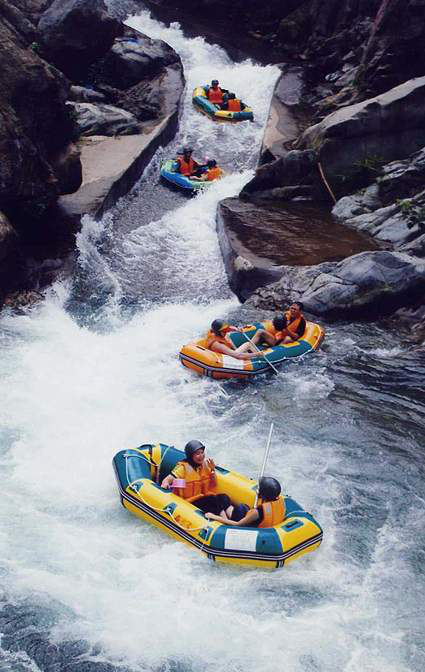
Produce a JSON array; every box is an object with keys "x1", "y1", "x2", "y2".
[
  {"x1": 160, "y1": 159, "x2": 207, "y2": 192},
  {"x1": 179, "y1": 320, "x2": 325, "y2": 379},
  {"x1": 192, "y1": 86, "x2": 254, "y2": 122},
  {"x1": 113, "y1": 443, "x2": 323, "y2": 569}
]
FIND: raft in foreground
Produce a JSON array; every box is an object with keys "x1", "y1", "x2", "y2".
[
  {"x1": 113, "y1": 443, "x2": 323, "y2": 568},
  {"x1": 179, "y1": 321, "x2": 325, "y2": 379},
  {"x1": 192, "y1": 86, "x2": 254, "y2": 122}
]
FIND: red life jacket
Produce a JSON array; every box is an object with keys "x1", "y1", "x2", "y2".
[
  {"x1": 206, "y1": 167, "x2": 223, "y2": 181},
  {"x1": 206, "y1": 327, "x2": 234, "y2": 350},
  {"x1": 208, "y1": 86, "x2": 224, "y2": 104},
  {"x1": 177, "y1": 156, "x2": 196, "y2": 176},
  {"x1": 227, "y1": 98, "x2": 241, "y2": 112}
]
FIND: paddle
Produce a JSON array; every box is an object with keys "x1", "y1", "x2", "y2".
[
  {"x1": 254, "y1": 422, "x2": 274, "y2": 507},
  {"x1": 240, "y1": 330, "x2": 280, "y2": 376}
]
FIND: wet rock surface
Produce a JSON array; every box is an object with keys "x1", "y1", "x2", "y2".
[
  {"x1": 247, "y1": 250, "x2": 425, "y2": 317},
  {"x1": 0, "y1": 600, "x2": 130, "y2": 672},
  {"x1": 217, "y1": 196, "x2": 381, "y2": 300}
]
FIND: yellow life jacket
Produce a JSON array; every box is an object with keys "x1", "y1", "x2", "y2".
[
  {"x1": 173, "y1": 461, "x2": 216, "y2": 502},
  {"x1": 248, "y1": 497, "x2": 285, "y2": 528},
  {"x1": 275, "y1": 310, "x2": 303, "y2": 341}
]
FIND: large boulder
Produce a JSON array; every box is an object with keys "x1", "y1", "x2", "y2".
[
  {"x1": 99, "y1": 29, "x2": 180, "y2": 89},
  {"x1": 240, "y1": 149, "x2": 325, "y2": 201},
  {"x1": 259, "y1": 66, "x2": 303, "y2": 164},
  {"x1": 0, "y1": 211, "x2": 18, "y2": 263},
  {"x1": 67, "y1": 102, "x2": 140, "y2": 136},
  {"x1": 300, "y1": 77, "x2": 425, "y2": 191},
  {"x1": 38, "y1": 0, "x2": 122, "y2": 80},
  {"x1": 247, "y1": 250, "x2": 425, "y2": 317}
]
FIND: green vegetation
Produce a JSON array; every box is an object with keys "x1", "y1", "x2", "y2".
[{"x1": 397, "y1": 199, "x2": 425, "y2": 230}]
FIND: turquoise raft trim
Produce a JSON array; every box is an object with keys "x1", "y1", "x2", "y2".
[
  {"x1": 113, "y1": 444, "x2": 323, "y2": 566},
  {"x1": 160, "y1": 160, "x2": 207, "y2": 192},
  {"x1": 228, "y1": 323, "x2": 316, "y2": 372},
  {"x1": 193, "y1": 86, "x2": 254, "y2": 122}
]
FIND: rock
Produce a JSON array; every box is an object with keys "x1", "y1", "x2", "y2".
[
  {"x1": 300, "y1": 77, "x2": 425, "y2": 191},
  {"x1": 260, "y1": 67, "x2": 303, "y2": 163},
  {"x1": 38, "y1": 0, "x2": 122, "y2": 80},
  {"x1": 378, "y1": 147, "x2": 425, "y2": 204},
  {"x1": 247, "y1": 251, "x2": 425, "y2": 317},
  {"x1": 99, "y1": 28, "x2": 180, "y2": 89},
  {"x1": 333, "y1": 188, "x2": 425, "y2": 250},
  {"x1": 217, "y1": 196, "x2": 380, "y2": 300},
  {"x1": 68, "y1": 85, "x2": 106, "y2": 103},
  {"x1": 67, "y1": 102, "x2": 139, "y2": 136},
  {"x1": 332, "y1": 184, "x2": 382, "y2": 220},
  {"x1": 0, "y1": 0, "x2": 77, "y2": 223},
  {"x1": 241, "y1": 149, "x2": 324, "y2": 201},
  {"x1": 0, "y1": 211, "x2": 19, "y2": 263},
  {"x1": 50, "y1": 142, "x2": 82, "y2": 193},
  {"x1": 357, "y1": 0, "x2": 425, "y2": 98}
]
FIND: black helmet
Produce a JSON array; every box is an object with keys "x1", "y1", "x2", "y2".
[
  {"x1": 272, "y1": 314, "x2": 287, "y2": 331},
  {"x1": 258, "y1": 476, "x2": 281, "y2": 500},
  {"x1": 207, "y1": 159, "x2": 217, "y2": 168},
  {"x1": 211, "y1": 319, "x2": 227, "y2": 335},
  {"x1": 211, "y1": 79, "x2": 219, "y2": 86},
  {"x1": 183, "y1": 146, "x2": 193, "y2": 154},
  {"x1": 185, "y1": 440, "x2": 205, "y2": 459},
  {"x1": 228, "y1": 92, "x2": 236, "y2": 99}
]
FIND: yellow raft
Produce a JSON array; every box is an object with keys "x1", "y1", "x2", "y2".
[
  {"x1": 179, "y1": 320, "x2": 325, "y2": 379},
  {"x1": 113, "y1": 443, "x2": 323, "y2": 569}
]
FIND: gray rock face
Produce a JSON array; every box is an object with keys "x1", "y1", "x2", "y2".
[
  {"x1": 67, "y1": 102, "x2": 139, "y2": 136},
  {"x1": 241, "y1": 149, "x2": 323, "y2": 200},
  {"x1": 301, "y1": 77, "x2": 425, "y2": 189},
  {"x1": 100, "y1": 31, "x2": 180, "y2": 89},
  {"x1": 68, "y1": 85, "x2": 106, "y2": 103},
  {"x1": 260, "y1": 67, "x2": 303, "y2": 164},
  {"x1": 247, "y1": 251, "x2": 425, "y2": 317},
  {"x1": 38, "y1": 0, "x2": 122, "y2": 80},
  {"x1": 0, "y1": 211, "x2": 18, "y2": 263}
]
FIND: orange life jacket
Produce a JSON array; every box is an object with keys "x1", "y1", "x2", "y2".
[
  {"x1": 173, "y1": 460, "x2": 216, "y2": 502},
  {"x1": 177, "y1": 156, "x2": 196, "y2": 176},
  {"x1": 205, "y1": 327, "x2": 234, "y2": 350},
  {"x1": 248, "y1": 497, "x2": 285, "y2": 528},
  {"x1": 206, "y1": 167, "x2": 223, "y2": 181},
  {"x1": 274, "y1": 311, "x2": 303, "y2": 342},
  {"x1": 208, "y1": 86, "x2": 224, "y2": 104},
  {"x1": 227, "y1": 98, "x2": 241, "y2": 112}
]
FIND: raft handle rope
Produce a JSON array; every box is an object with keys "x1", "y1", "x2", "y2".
[{"x1": 124, "y1": 452, "x2": 210, "y2": 534}]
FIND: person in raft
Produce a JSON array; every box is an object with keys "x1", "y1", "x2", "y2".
[
  {"x1": 191, "y1": 159, "x2": 223, "y2": 182},
  {"x1": 206, "y1": 319, "x2": 265, "y2": 360},
  {"x1": 246, "y1": 302, "x2": 307, "y2": 348},
  {"x1": 206, "y1": 79, "x2": 228, "y2": 105},
  {"x1": 175, "y1": 147, "x2": 206, "y2": 178},
  {"x1": 220, "y1": 92, "x2": 246, "y2": 112},
  {"x1": 161, "y1": 440, "x2": 234, "y2": 517},
  {"x1": 205, "y1": 477, "x2": 285, "y2": 528}
]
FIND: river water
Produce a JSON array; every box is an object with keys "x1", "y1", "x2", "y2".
[{"x1": 1, "y1": 10, "x2": 424, "y2": 672}]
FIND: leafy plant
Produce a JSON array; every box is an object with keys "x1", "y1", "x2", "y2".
[{"x1": 397, "y1": 199, "x2": 425, "y2": 230}]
